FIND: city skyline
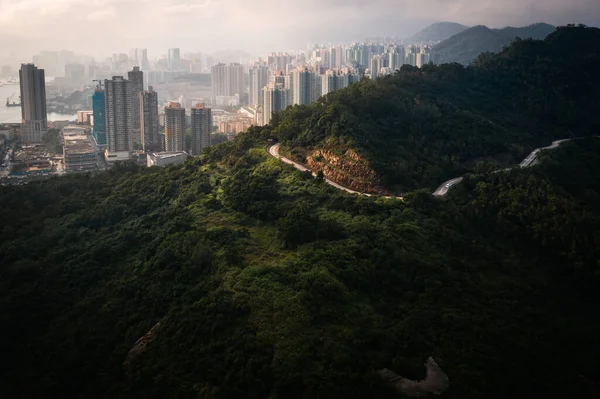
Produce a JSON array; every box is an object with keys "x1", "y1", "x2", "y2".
[{"x1": 0, "y1": 0, "x2": 598, "y2": 65}]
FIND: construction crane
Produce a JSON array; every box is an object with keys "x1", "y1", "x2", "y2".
[
  {"x1": 92, "y1": 80, "x2": 103, "y2": 90},
  {"x1": 5, "y1": 93, "x2": 20, "y2": 107}
]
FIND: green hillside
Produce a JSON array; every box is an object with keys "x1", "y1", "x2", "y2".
[
  {"x1": 1, "y1": 26, "x2": 600, "y2": 399},
  {"x1": 434, "y1": 23, "x2": 556, "y2": 65},
  {"x1": 270, "y1": 26, "x2": 600, "y2": 194}
]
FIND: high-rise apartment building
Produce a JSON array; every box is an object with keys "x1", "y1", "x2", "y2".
[
  {"x1": 92, "y1": 86, "x2": 106, "y2": 145},
  {"x1": 211, "y1": 63, "x2": 227, "y2": 100},
  {"x1": 406, "y1": 45, "x2": 419, "y2": 67},
  {"x1": 131, "y1": 48, "x2": 150, "y2": 70},
  {"x1": 211, "y1": 63, "x2": 245, "y2": 101},
  {"x1": 190, "y1": 103, "x2": 212, "y2": 156},
  {"x1": 267, "y1": 53, "x2": 294, "y2": 71},
  {"x1": 104, "y1": 76, "x2": 133, "y2": 154},
  {"x1": 329, "y1": 46, "x2": 344, "y2": 69},
  {"x1": 416, "y1": 47, "x2": 432, "y2": 68},
  {"x1": 321, "y1": 69, "x2": 362, "y2": 96},
  {"x1": 370, "y1": 55, "x2": 385, "y2": 79},
  {"x1": 228, "y1": 63, "x2": 245, "y2": 99},
  {"x1": 262, "y1": 83, "x2": 289, "y2": 126},
  {"x1": 128, "y1": 66, "x2": 144, "y2": 149},
  {"x1": 140, "y1": 86, "x2": 161, "y2": 152},
  {"x1": 19, "y1": 63, "x2": 47, "y2": 143},
  {"x1": 168, "y1": 48, "x2": 181, "y2": 71},
  {"x1": 248, "y1": 64, "x2": 269, "y2": 106},
  {"x1": 289, "y1": 67, "x2": 318, "y2": 106},
  {"x1": 164, "y1": 102, "x2": 185, "y2": 152},
  {"x1": 388, "y1": 46, "x2": 406, "y2": 71}
]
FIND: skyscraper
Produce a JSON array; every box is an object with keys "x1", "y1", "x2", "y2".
[
  {"x1": 211, "y1": 63, "x2": 245, "y2": 102},
  {"x1": 128, "y1": 66, "x2": 144, "y2": 149},
  {"x1": 92, "y1": 85, "x2": 106, "y2": 145},
  {"x1": 248, "y1": 64, "x2": 269, "y2": 106},
  {"x1": 140, "y1": 86, "x2": 160, "y2": 152},
  {"x1": 227, "y1": 63, "x2": 245, "y2": 100},
  {"x1": 321, "y1": 69, "x2": 362, "y2": 96},
  {"x1": 290, "y1": 67, "x2": 318, "y2": 106},
  {"x1": 168, "y1": 48, "x2": 181, "y2": 71},
  {"x1": 105, "y1": 76, "x2": 133, "y2": 154},
  {"x1": 190, "y1": 103, "x2": 212, "y2": 156},
  {"x1": 370, "y1": 55, "x2": 384, "y2": 79},
  {"x1": 164, "y1": 102, "x2": 185, "y2": 152},
  {"x1": 132, "y1": 48, "x2": 150, "y2": 70},
  {"x1": 211, "y1": 63, "x2": 227, "y2": 101},
  {"x1": 388, "y1": 46, "x2": 406, "y2": 71},
  {"x1": 19, "y1": 63, "x2": 47, "y2": 143},
  {"x1": 262, "y1": 83, "x2": 289, "y2": 126}
]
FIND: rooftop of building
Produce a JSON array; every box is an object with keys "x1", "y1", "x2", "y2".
[
  {"x1": 64, "y1": 134, "x2": 94, "y2": 155},
  {"x1": 149, "y1": 151, "x2": 188, "y2": 159}
]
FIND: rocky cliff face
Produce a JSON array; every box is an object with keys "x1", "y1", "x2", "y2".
[
  {"x1": 123, "y1": 322, "x2": 161, "y2": 370},
  {"x1": 305, "y1": 147, "x2": 388, "y2": 194}
]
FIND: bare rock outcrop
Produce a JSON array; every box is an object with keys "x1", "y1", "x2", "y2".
[
  {"x1": 123, "y1": 322, "x2": 161, "y2": 369},
  {"x1": 377, "y1": 357, "x2": 449, "y2": 397},
  {"x1": 306, "y1": 148, "x2": 388, "y2": 194}
]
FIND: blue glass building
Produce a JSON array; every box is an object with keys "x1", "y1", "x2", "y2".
[{"x1": 92, "y1": 89, "x2": 106, "y2": 145}]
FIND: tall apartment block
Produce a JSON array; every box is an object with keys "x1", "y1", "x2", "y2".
[
  {"x1": 104, "y1": 76, "x2": 133, "y2": 154},
  {"x1": 164, "y1": 102, "x2": 185, "y2": 152},
  {"x1": 262, "y1": 83, "x2": 289, "y2": 126},
  {"x1": 168, "y1": 48, "x2": 181, "y2": 71},
  {"x1": 19, "y1": 63, "x2": 47, "y2": 143},
  {"x1": 289, "y1": 67, "x2": 318, "y2": 106},
  {"x1": 92, "y1": 85, "x2": 106, "y2": 145},
  {"x1": 140, "y1": 86, "x2": 161, "y2": 152},
  {"x1": 190, "y1": 103, "x2": 212, "y2": 156},
  {"x1": 128, "y1": 66, "x2": 144, "y2": 150},
  {"x1": 248, "y1": 64, "x2": 270, "y2": 107},
  {"x1": 211, "y1": 63, "x2": 245, "y2": 102}
]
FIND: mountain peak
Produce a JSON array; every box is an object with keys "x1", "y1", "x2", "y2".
[{"x1": 406, "y1": 21, "x2": 469, "y2": 44}]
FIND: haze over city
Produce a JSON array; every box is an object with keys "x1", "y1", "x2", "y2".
[{"x1": 0, "y1": 0, "x2": 599, "y2": 64}]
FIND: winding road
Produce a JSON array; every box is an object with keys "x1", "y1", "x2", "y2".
[{"x1": 268, "y1": 139, "x2": 580, "y2": 198}]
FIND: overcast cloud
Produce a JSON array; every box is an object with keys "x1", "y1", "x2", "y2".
[{"x1": 0, "y1": 0, "x2": 598, "y2": 63}]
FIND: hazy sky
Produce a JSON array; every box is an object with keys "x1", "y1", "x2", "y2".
[{"x1": 0, "y1": 0, "x2": 599, "y2": 63}]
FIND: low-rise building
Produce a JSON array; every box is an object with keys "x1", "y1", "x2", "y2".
[
  {"x1": 104, "y1": 150, "x2": 131, "y2": 165},
  {"x1": 63, "y1": 127, "x2": 97, "y2": 172},
  {"x1": 77, "y1": 110, "x2": 93, "y2": 125},
  {"x1": 147, "y1": 151, "x2": 188, "y2": 167}
]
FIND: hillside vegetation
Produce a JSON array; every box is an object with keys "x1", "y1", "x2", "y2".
[
  {"x1": 434, "y1": 23, "x2": 555, "y2": 64},
  {"x1": 2, "y1": 132, "x2": 600, "y2": 399},
  {"x1": 1, "y1": 26, "x2": 600, "y2": 399},
  {"x1": 267, "y1": 26, "x2": 600, "y2": 194}
]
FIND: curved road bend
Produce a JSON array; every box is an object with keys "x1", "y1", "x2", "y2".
[
  {"x1": 268, "y1": 144, "x2": 387, "y2": 197},
  {"x1": 268, "y1": 139, "x2": 580, "y2": 199}
]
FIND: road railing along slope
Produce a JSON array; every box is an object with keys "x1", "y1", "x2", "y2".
[
  {"x1": 268, "y1": 144, "x2": 403, "y2": 199},
  {"x1": 269, "y1": 138, "x2": 585, "y2": 199}
]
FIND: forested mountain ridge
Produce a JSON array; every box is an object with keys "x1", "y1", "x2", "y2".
[
  {"x1": 434, "y1": 22, "x2": 555, "y2": 64},
  {"x1": 268, "y1": 26, "x2": 600, "y2": 195},
  {"x1": 405, "y1": 21, "x2": 469, "y2": 44},
  {"x1": 1, "y1": 132, "x2": 600, "y2": 399}
]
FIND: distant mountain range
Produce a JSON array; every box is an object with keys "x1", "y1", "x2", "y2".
[
  {"x1": 405, "y1": 22, "x2": 469, "y2": 44},
  {"x1": 211, "y1": 49, "x2": 254, "y2": 64},
  {"x1": 434, "y1": 23, "x2": 556, "y2": 65}
]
